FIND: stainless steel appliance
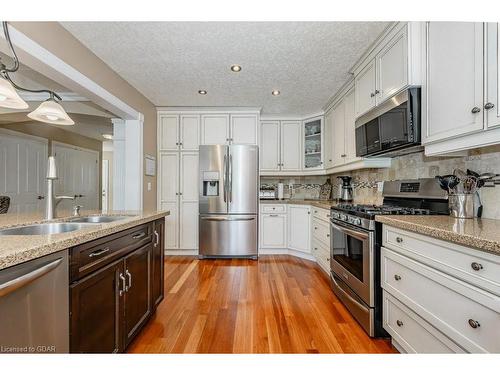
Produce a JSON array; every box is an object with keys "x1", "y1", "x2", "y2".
[
  {"x1": 329, "y1": 178, "x2": 448, "y2": 337},
  {"x1": 356, "y1": 87, "x2": 422, "y2": 158},
  {"x1": 337, "y1": 176, "x2": 353, "y2": 202},
  {"x1": 199, "y1": 145, "x2": 259, "y2": 258},
  {"x1": 0, "y1": 250, "x2": 69, "y2": 353}
]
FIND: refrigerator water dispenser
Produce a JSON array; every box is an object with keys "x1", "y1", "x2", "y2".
[{"x1": 202, "y1": 171, "x2": 220, "y2": 196}]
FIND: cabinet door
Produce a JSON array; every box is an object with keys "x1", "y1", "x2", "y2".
[
  {"x1": 123, "y1": 243, "x2": 152, "y2": 346},
  {"x1": 343, "y1": 89, "x2": 360, "y2": 164},
  {"x1": 180, "y1": 201, "x2": 199, "y2": 249},
  {"x1": 280, "y1": 121, "x2": 302, "y2": 171},
  {"x1": 355, "y1": 59, "x2": 377, "y2": 117},
  {"x1": 288, "y1": 205, "x2": 311, "y2": 253},
  {"x1": 260, "y1": 121, "x2": 281, "y2": 171},
  {"x1": 486, "y1": 23, "x2": 500, "y2": 129},
  {"x1": 231, "y1": 114, "x2": 258, "y2": 145},
  {"x1": 158, "y1": 115, "x2": 179, "y2": 151},
  {"x1": 377, "y1": 26, "x2": 408, "y2": 103},
  {"x1": 260, "y1": 213, "x2": 287, "y2": 248},
  {"x1": 180, "y1": 114, "x2": 200, "y2": 151},
  {"x1": 332, "y1": 100, "x2": 346, "y2": 167},
  {"x1": 201, "y1": 114, "x2": 230, "y2": 145},
  {"x1": 159, "y1": 152, "x2": 179, "y2": 249},
  {"x1": 179, "y1": 152, "x2": 199, "y2": 249},
  {"x1": 324, "y1": 109, "x2": 334, "y2": 169},
  {"x1": 70, "y1": 260, "x2": 124, "y2": 353},
  {"x1": 152, "y1": 219, "x2": 165, "y2": 308},
  {"x1": 425, "y1": 22, "x2": 484, "y2": 143}
]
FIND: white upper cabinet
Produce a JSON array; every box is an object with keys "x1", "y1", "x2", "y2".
[
  {"x1": 343, "y1": 89, "x2": 359, "y2": 164},
  {"x1": 355, "y1": 60, "x2": 377, "y2": 117},
  {"x1": 332, "y1": 100, "x2": 346, "y2": 167},
  {"x1": 303, "y1": 116, "x2": 324, "y2": 170},
  {"x1": 201, "y1": 114, "x2": 230, "y2": 145},
  {"x1": 260, "y1": 121, "x2": 281, "y2": 172},
  {"x1": 280, "y1": 121, "x2": 302, "y2": 171},
  {"x1": 179, "y1": 115, "x2": 200, "y2": 151},
  {"x1": 159, "y1": 115, "x2": 179, "y2": 151},
  {"x1": 425, "y1": 22, "x2": 484, "y2": 143},
  {"x1": 377, "y1": 27, "x2": 408, "y2": 103},
  {"x1": 486, "y1": 23, "x2": 500, "y2": 129},
  {"x1": 288, "y1": 205, "x2": 311, "y2": 253},
  {"x1": 230, "y1": 114, "x2": 258, "y2": 145},
  {"x1": 324, "y1": 110, "x2": 334, "y2": 169}
]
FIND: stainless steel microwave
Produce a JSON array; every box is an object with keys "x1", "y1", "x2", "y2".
[{"x1": 355, "y1": 87, "x2": 421, "y2": 158}]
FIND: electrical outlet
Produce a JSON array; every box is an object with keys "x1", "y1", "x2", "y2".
[
  {"x1": 147, "y1": 182, "x2": 152, "y2": 191},
  {"x1": 377, "y1": 181, "x2": 384, "y2": 192}
]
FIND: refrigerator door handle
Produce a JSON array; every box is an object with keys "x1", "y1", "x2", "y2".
[
  {"x1": 200, "y1": 216, "x2": 255, "y2": 222},
  {"x1": 223, "y1": 154, "x2": 227, "y2": 203},
  {"x1": 229, "y1": 154, "x2": 233, "y2": 203}
]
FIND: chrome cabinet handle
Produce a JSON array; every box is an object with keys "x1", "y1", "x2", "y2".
[
  {"x1": 89, "y1": 247, "x2": 110, "y2": 258},
  {"x1": 119, "y1": 273, "x2": 126, "y2": 296},
  {"x1": 396, "y1": 237, "x2": 404, "y2": 243},
  {"x1": 326, "y1": 233, "x2": 330, "y2": 237},
  {"x1": 484, "y1": 102, "x2": 495, "y2": 110},
  {"x1": 471, "y1": 262, "x2": 483, "y2": 271},
  {"x1": 471, "y1": 107, "x2": 481, "y2": 114},
  {"x1": 468, "y1": 319, "x2": 480, "y2": 329},
  {"x1": 175, "y1": 142, "x2": 179, "y2": 146},
  {"x1": 375, "y1": 90, "x2": 380, "y2": 94},
  {"x1": 269, "y1": 214, "x2": 278, "y2": 217},
  {"x1": 396, "y1": 320, "x2": 404, "y2": 327},
  {"x1": 154, "y1": 230, "x2": 160, "y2": 247},
  {"x1": 132, "y1": 231, "x2": 146, "y2": 239},
  {"x1": 370, "y1": 92, "x2": 375, "y2": 98},
  {"x1": 394, "y1": 275, "x2": 402, "y2": 281},
  {"x1": 126, "y1": 269, "x2": 132, "y2": 291},
  {"x1": 37, "y1": 195, "x2": 45, "y2": 200}
]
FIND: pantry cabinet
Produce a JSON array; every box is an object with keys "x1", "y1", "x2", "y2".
[{"x1": 288, "y1": 205, "x2": 311, "y2": 254}]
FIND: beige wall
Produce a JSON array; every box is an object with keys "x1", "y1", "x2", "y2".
[{"x1": 10, "y1": 22, "x2": 158, "y2": 211}]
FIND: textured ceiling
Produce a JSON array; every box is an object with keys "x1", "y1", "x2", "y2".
[{"x1": 61, "y1": 22, "x2": 389, "y2": 116}]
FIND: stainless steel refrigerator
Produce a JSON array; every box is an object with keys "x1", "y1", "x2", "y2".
[{"x1": 199, "y1": 145, "x2": 258, "y2": 258}]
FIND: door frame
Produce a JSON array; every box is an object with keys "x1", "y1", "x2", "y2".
[{"x1": 102, "y1": 159, "x2": 109, "y2": 211}]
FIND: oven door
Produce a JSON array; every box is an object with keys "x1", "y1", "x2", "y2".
[{"x1": 330, "y1": 220, "x2": 374, "y2": 306}]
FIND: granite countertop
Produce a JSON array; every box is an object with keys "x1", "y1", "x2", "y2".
[
  {"x1": 376, "y1": 215, "x2": 500, "y2": 256},
  {"x1": 259, "y1": 199, "x2": 337, "y2": 210},
  {"x1": 0, "y1": 210, "x2": 170, "y2": 271}
]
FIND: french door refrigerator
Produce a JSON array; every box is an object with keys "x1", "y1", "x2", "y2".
[{"x1": 199, "y1": 145, "x2": 258, "y2": 258}]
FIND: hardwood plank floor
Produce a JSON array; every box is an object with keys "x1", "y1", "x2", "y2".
[{"x1": 127, "y1": 255, "x2": 396, "y2": 354}]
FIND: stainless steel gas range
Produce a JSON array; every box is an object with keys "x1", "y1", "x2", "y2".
[{"x1": 329, "y1": 178, "x2": 449, "y2": 337}]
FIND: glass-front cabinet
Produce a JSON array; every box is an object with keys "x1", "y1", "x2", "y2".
[{"x1": 303, "y1": 116, "x2": 323, "y2": 169}]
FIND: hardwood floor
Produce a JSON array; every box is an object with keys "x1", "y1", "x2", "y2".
[{"x1": 127, "y1": 255, "x2": 396, "y2": 354}]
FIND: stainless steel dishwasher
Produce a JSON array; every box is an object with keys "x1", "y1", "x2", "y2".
[{"x1": 0, "y1": 250, "x2": 69, "y2": 353}]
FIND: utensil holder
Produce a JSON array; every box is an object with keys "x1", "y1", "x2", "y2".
[{"x1": 449, "y1": 194, "x2": 475, "y2": 219}]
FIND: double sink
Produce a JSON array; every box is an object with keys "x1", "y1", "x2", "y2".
[{"x1": 0, "y1": 215, "x2": 131, "y2": 236}]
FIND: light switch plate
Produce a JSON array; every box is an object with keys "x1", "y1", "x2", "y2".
[{"x1": 147, "y1": 182, "x2": 152, "y2": 191}]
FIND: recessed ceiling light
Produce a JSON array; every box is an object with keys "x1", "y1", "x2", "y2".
[
  {"x1": 102, "y1": 133, "x2": 113, "y2": 140},
  {"x1": 198, "y1": 90, "x2": 207, "y2": 95},
  {"x1": 230, "y1": 65, "x2": 242, "y2": 72},
  {"x1": 272, "y1": 90, "x2": 281, "y2": 96}
]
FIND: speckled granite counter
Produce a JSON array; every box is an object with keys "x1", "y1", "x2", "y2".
[
  {"x1": 376, "y1": 215, "x2": 500, "y2": 255},
  {"x1": 0, "y1": 210, "x2": 169, "y2": 271},
  {"x1": 260, "y1": 199, "x2": 336, "y2": 210}
]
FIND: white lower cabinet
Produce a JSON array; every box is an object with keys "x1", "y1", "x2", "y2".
[
  {"x1": 260, "y1": 213, "x2": 287, "y2": 248},
  {"x1": 382, "y1": 225, "x2": 500, "y2": 353},
  {"x1": 288, "y1": 205, "x2": 311, "y2": 253}
]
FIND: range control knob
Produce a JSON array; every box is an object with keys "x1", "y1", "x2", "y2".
[
  {"x1": 340, "y1": 214, "x2": 348, "y2": 221},
  {"x1": 354, "y1": 218, "x2": 362, "y2": 225}
]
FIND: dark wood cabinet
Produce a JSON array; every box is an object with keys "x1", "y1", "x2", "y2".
[{"x1": 69, "y1": 218, "x2": 165, "y2": 353}]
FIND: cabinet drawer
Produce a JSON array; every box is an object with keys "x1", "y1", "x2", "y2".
[
  {"x1": 382, "y1": 247, "x2": 500, "y2": 353},
  {"x1": 383, "y1": 225, "x2": 500, "y2": 296},
  {"x1": 312, "y1": 219, "x2": 330, "y2": 247},
  {"x1": 312, "y1": 239, "x2": 330, "y2": 273},
  {"x1": 260, "y1": 204, "x2": 287, "y2": 214},
  {"x1": 70, "y1": 223, "x2": 153, "y2": 282},
  {"x1": 312, "y1": 207, "x2": 331, "y2": 223},
  {"x1": 383, "y1": 291, "x2": 465, "y2": 353}
]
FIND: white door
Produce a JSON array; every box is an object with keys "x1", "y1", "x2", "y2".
[
  {"x1": 486, "y1": 23, "x2": 500, "y2": 129},
  {"x1": 260, "y1": 214, "x2": 287, "y2": 248},
  {"x1": 332, "y1": 100, "x2": 346, "y2": 167},
  {"x1": 0, "y1": 131, "x2": 47, "y2": 213},
  {"x1": 159, "y1": 152, "x2": 179, "y2": 249},
  {"x1": 260, "y1": 121, "x2": 281, "y2": 172},
  {"x1": 102, "y1": 159, "x2": 109, "y2": 211},
  {"x1": 343, "y1": 89, "x2": 360, "y2": 164},
  {"x1": 53, "y1": 143, "x2": 99, "y2": 211},
  {"x1": 230, "y1": 114, "x2": 258, "y2": 145},
  {"x1": 280, "y1": 121, "x2": 302, "y2": 171},
  {"x1": 425, "y1": 22, "x2": 484, "y2": 143},
  {"x1": 355, "y1": 59, "x2": 377, "y2": 117},
  {"x1": 180, "y1": 114, "x2": 200, "y2": 151},
  {"x1": 201, "y1": 114, "x2": 230, "y2": 145},
  {"x1": 376, "y1": 26, "x2": 408, "y2": 103},
  {"x1": 159, "y1": 114, "x2": 179, "y2": 151},
  {"x1": 179, "y1": 152, "x2": 199, "y2": 249},
  {"x1": 288, "y1": 205, "x2": 311, "y2": 253},
  {"x1": 324, "y1": 109, "x2": 334, "y2": 169}
]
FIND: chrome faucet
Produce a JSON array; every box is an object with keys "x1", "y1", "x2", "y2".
[{"x1": 45, "y1": 156, "x2": 76, "y2": 220}]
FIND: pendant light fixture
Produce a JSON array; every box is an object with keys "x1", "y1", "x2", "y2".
[{"x1": 0, "y1": 22, "x2": 74, "y2": 125}]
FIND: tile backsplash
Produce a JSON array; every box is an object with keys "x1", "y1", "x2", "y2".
[{"x1": 261, "y1": 145, "x2": 500, "y2": 219}]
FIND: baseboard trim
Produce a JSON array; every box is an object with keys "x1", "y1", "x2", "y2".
[
  {"x1": 259, "y1": 248, "x2": 316, "y2": 262},
  {"x1": 165, "y1": 249, "x2": 199, "y2": 256}
]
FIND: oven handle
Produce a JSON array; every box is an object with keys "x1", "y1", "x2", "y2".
[
  {"x1": 330, "y1": 273, "x2": 370, "y2": 313},
  {"x1": 330, "y1": 221, "x2": 369, "y2": 241}
]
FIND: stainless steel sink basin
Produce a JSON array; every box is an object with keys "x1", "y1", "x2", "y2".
[
  {"x1": 0, "y1": 223, "x2": 94, "y2": 236},
  {"x1": 68, "y1": 215, "x2": 131, "y2": 223}
]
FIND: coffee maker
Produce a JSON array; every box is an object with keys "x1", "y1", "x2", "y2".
[{"x1": 337, "y1": 176, "x2": 353, "y2": 202}]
